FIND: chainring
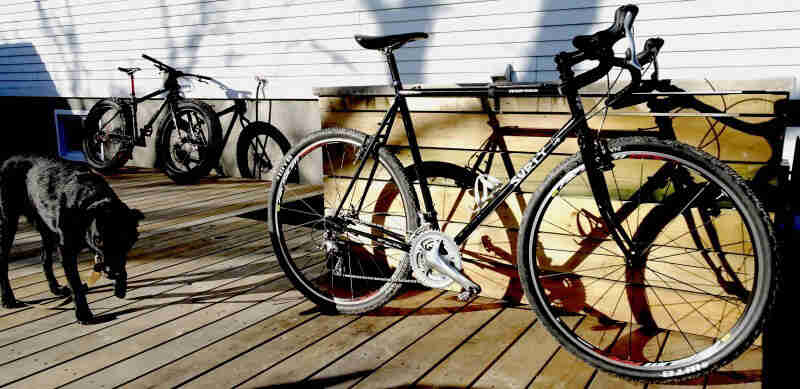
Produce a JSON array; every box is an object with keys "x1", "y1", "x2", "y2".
[{"x1": 409, "y1": 228, "x2": 462, "y2": 289}]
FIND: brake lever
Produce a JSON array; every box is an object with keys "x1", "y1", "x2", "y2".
[
  {"x1": 623, "y1": 9, "x2": 641, "y2": 71},
  {"x1": 605, "y1": 7, "x2": 644, "y2": 108}
]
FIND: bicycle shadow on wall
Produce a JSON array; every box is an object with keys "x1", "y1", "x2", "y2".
[{"x1": 0, "y1": 43, "x2": 72, "y2": 161}]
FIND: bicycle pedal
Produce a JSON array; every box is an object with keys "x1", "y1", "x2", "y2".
[{"x1": 457, "y1": 286, "x2": 480, "y2": 302}]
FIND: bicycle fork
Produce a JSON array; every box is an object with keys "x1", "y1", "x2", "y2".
[{"x1": 569, "y1": 98, "x2": 637, "y2": 262}]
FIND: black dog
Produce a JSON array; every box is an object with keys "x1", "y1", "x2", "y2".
[{"x1": 0, "y1": 155, "x2": 143, "y2": 324}]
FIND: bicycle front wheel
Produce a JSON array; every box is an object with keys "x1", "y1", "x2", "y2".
[
  {"x1": 157, "y1": 100, "x2": 223, "y2": 184},
  {"x1": 236, "y1": 121, "x2": 291, "y2": 180},
  {"x1": 518, "y1": 137, "x2": 778, "y2": 382},
  {"x1": 268, "y1": 128, "x2": 419, "y2": 313}
]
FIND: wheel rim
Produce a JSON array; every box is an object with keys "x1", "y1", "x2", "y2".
[
  {"x1": 272, "y1": 136, "x2": 413, "y2": 307},
  {"x1": 527, "y1": 148, "x2": 767, "y2": 375}
]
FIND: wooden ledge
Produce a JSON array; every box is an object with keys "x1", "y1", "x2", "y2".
[{"x1": 314, "y1": 78, "x2": 795, "y2": 97}]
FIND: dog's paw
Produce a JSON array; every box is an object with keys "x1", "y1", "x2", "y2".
[
  {"x1": 50, "y1": 285, "x2": 71, "y2": 297},
  {"x1": 75, "y1": 309, "x2": 94, "y2": 324},
  {"x1": 1, "y1": 298, "x2": 24, "y2": 309}
]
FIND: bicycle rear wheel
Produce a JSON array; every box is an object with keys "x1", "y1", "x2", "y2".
[
  {"x1": 82, "y1": 98, "x2": 133, "y2": 173},
  {"x1": 268, "y1": 128, "x2": 419, "y2": 313},
  {"x1": 518, "y1": 137, "x2": 778, "y2": 382}
]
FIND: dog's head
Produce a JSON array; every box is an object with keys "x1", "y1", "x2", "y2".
[{"x1": 87, "y1": 203, "x2": 145, "y2": 298}]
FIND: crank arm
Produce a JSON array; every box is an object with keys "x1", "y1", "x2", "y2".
[{"x1": 425, "y1": 241, "x2": 481, "y2": 295}]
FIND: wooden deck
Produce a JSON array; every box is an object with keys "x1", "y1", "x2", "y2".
[{"x1": 0, "y1": 169, "x2": 761, "y2": 388}]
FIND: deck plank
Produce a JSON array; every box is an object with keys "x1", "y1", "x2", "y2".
[
  {"x1": 9, "y1": 168, "x2": 295, "y2": 249},
  {"x1": 298, "y1": 292, "x2": 484, "y2": 389},
  {"x1": 122, "y1": 300, "x2": 323, "y2": 388},
  {"x1": 414, "y1": 307, "x2": 535, "y2": 388},
  {"x1": 183, "y1": 289, "x2": 442, "y2": 388},
  {"x1": 529, "y1": 318, "x2": 617, "y2": 388},
  {"x1": 350, "y1": 297, "x2": 507, "y2": 389},
  {"x1": 469, "y1": 313, "x2": 575, "y2": 388},
  {"x1": 4, "y1": 219, "x2": 265, "y2": 307},
  {"x1": 19, "y1": 246, "x2": 317, "y2": 389},
  {"x1": 0, "y1": 222, "x2": 272, "y2": 336},
  {"x1": 236, "y1": 289, "x2": 447, "y2": 388},
  {"x1": 8, "y1": 218, "x2": 258, "y2": 287},
  {"x1": 61, "y1": 290, "x2": 311, "y2": 389},
  {"x1": 0, "y1": 239, "x2": 312, "y2": 388}
]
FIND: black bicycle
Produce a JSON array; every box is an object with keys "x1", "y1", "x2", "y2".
[
  {"x1": 268, "y1": 5, "x2": 779, "y2": 382},
  {"x1": 82, "y1": 54, "x2": 223, "y2": 184},
  {"x1": 218, "y1": 76, "x2": 292, "y2": 180}
]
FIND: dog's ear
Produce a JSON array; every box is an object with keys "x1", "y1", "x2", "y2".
[{"x1": 129, "y1": 208, "x2": 145, "y2": 222}]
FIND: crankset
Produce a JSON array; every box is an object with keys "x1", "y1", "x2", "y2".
[{"x1": 409, "y1": 228, "x2": 481, "y2": 300}]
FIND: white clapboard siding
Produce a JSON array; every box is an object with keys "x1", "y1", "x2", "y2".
[{"x1": 0, "y1": 0, "x2": 798, "y2": 98}]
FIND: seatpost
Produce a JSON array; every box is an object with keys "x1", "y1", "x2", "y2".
[
  {"x1": 383, "y1": 49, "x2": 404, "y2": 91},
  {"x1": 128, "y1": 73, "x2": 136, "y2": 99},
  {"x1": 128, "y1": 73, "x2": 139, "y2": 141}
]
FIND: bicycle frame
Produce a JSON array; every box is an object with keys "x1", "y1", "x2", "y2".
[
  {"x1": 215, "y1": 99, "x2": 250, "y2": 151},
  {"x1": 331, "y1": 50, "x2": 635, "y2": 258},
  {"x1": 126, "y1": 87, "x2": 178, "y2": 146}
]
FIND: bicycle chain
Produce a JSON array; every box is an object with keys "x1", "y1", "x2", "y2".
[
  {"x1": 336, "y1": 273, "x2": 421, "y2": 284},
  {"x1": 331, "y1": 224, "x2": 435, "y2": 285}
]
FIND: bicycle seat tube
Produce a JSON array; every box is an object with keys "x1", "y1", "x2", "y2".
[{"x1": 385, "y1": 49, "x2": 440, "y2": 227}]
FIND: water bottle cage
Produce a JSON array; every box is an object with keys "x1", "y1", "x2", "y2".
[{"x1": 470, "y1": 173, "x2": 503, "y2": 212}]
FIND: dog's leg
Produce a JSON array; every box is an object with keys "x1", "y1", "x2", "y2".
[
  {"x1": 0, "y1": 212, "x2": 22, "y2": 309},
  {"x1": 42, "y1": 232, "x2": 70, "y2": 297},
  {"x1": 59, "y1": 246, "x2": 93, "y2": 324}
]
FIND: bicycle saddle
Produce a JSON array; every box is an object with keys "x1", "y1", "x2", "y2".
[
  {"x1": 117, "y1": 67, "x2": 142, "y2": 75},
  {"x1": 572, "y1": 5, "x2": 638, "y2": 53},
  {"x1": 354, "y1": 32, "x2": 428, "y2": 51}
]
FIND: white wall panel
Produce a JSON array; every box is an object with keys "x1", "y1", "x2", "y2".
[{"x1": 0, "y1": 0, "x2": 798, "y2": 98}]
